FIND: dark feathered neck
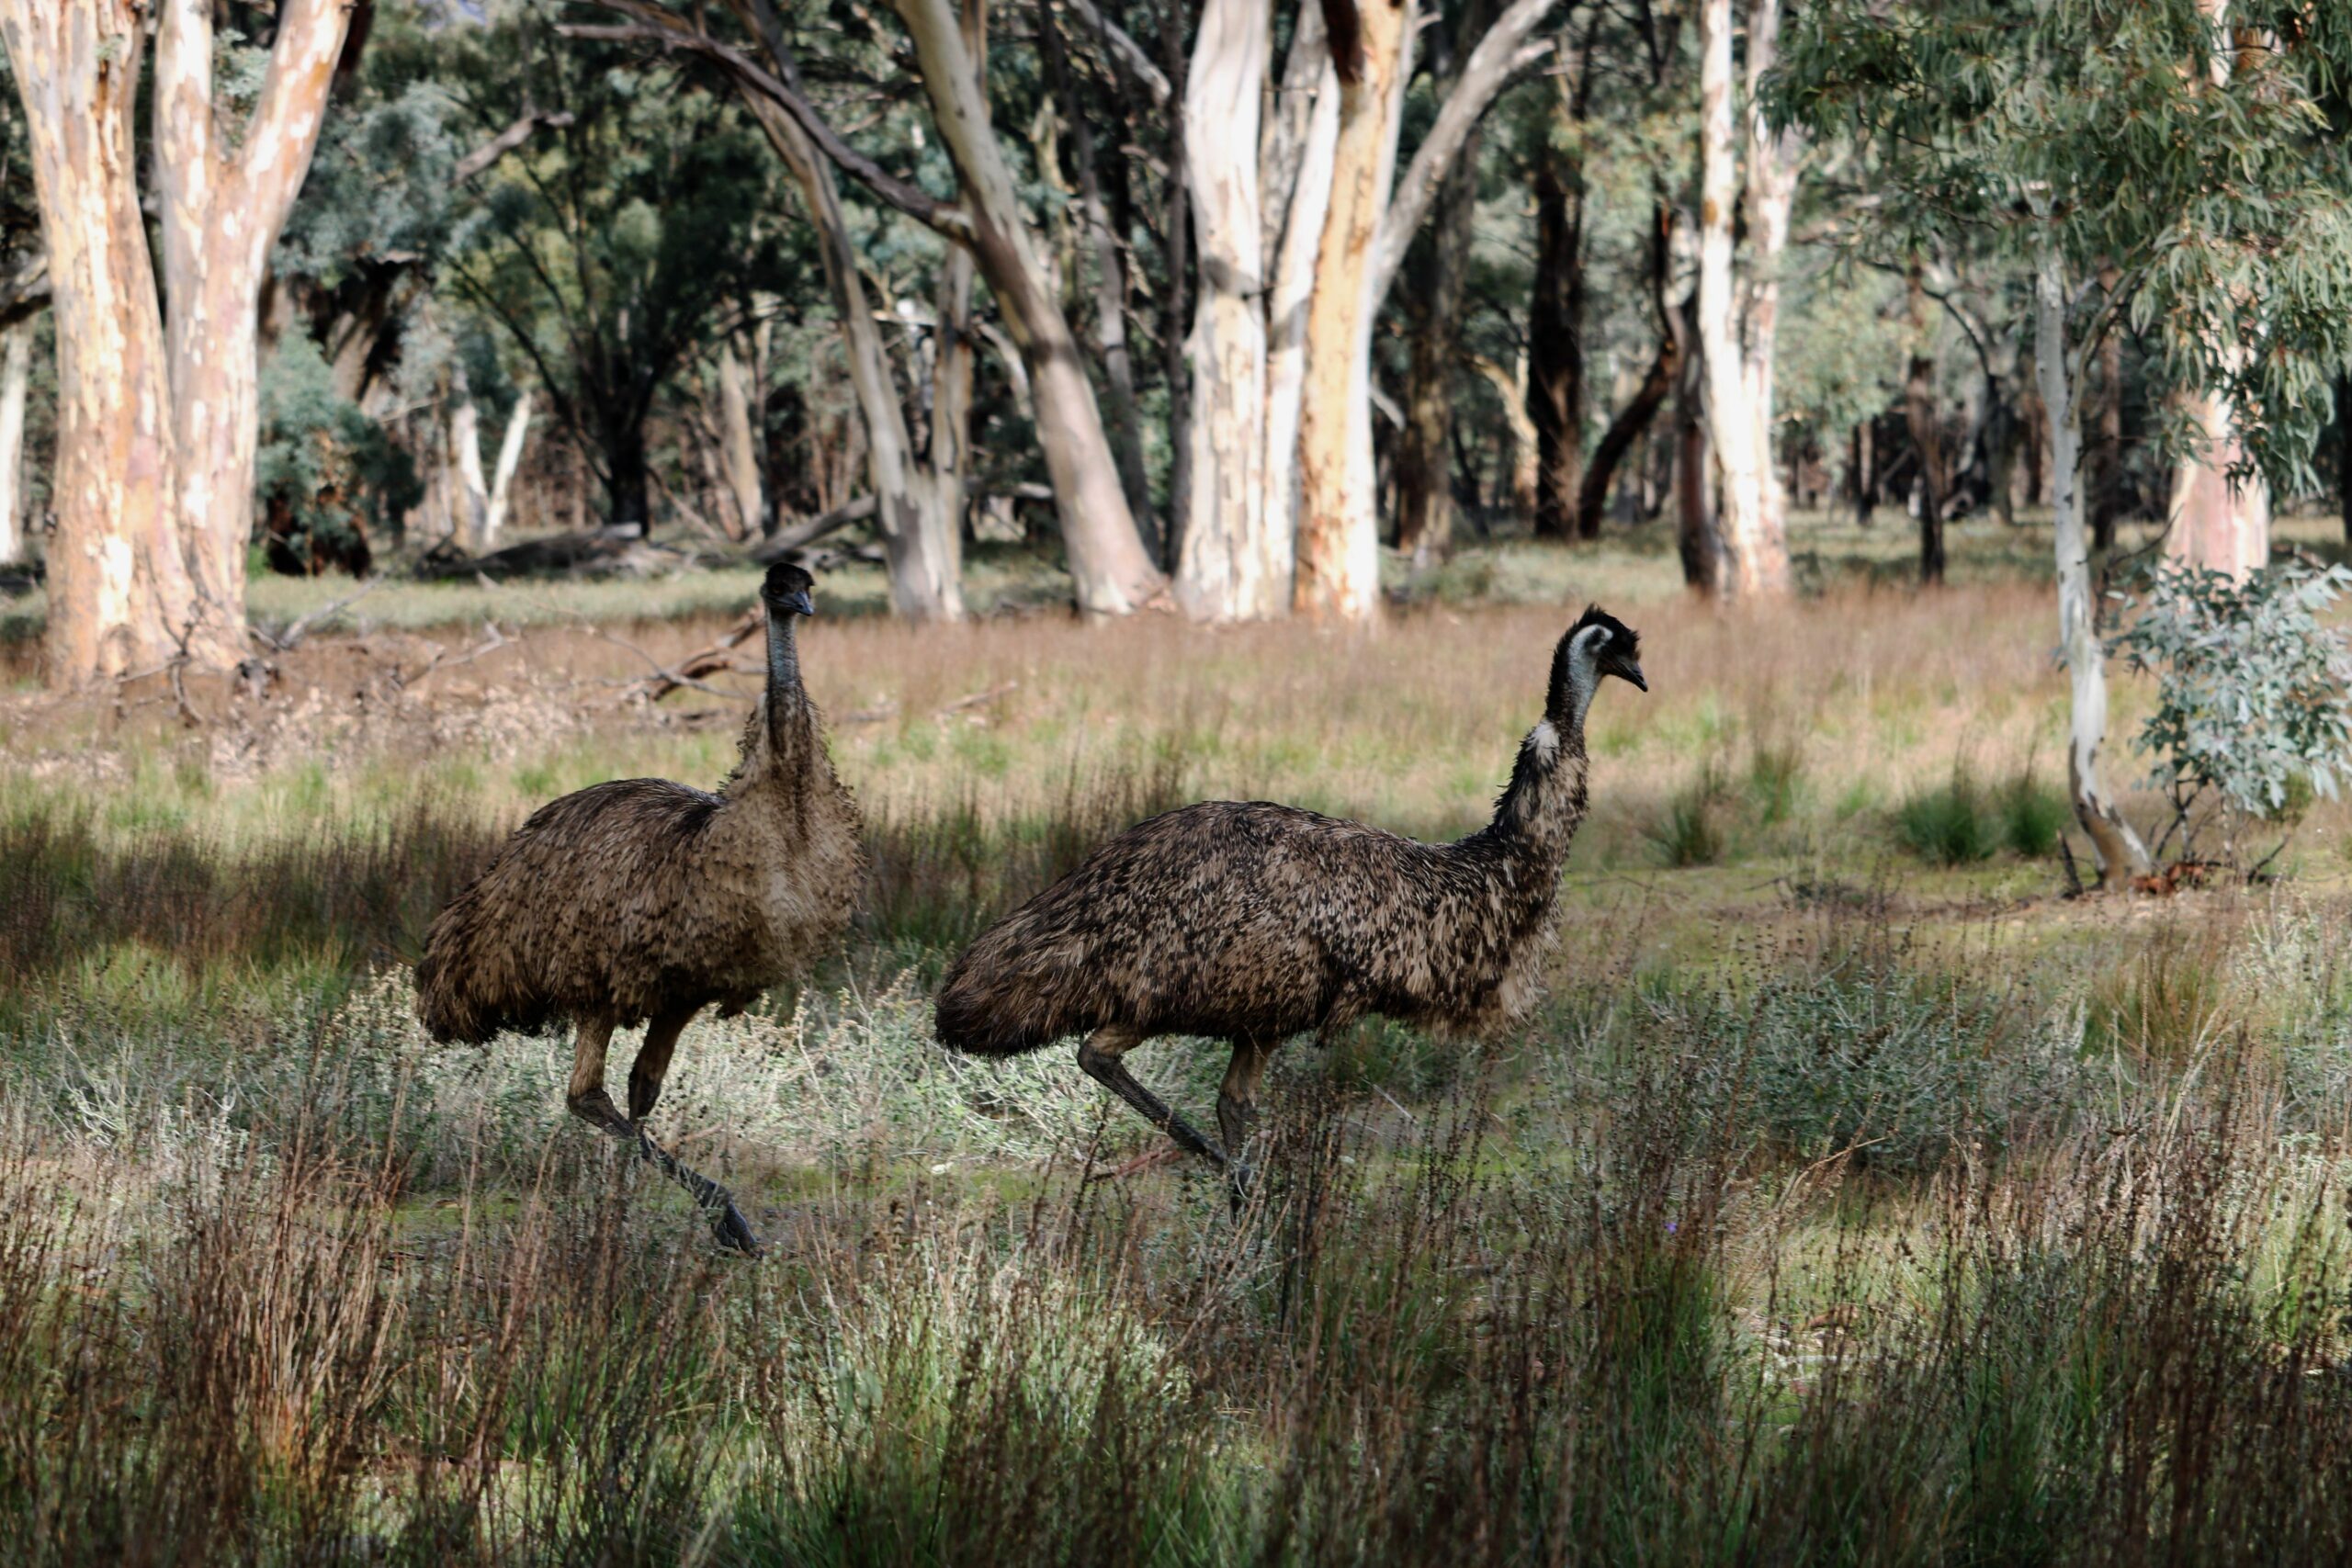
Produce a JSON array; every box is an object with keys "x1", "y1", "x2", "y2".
[
  {"x1": 725, "y1": 606, "x2": 815, "y2": 795},
  {"x1": 1465, "y1": 626, "x2": 1595, "y2": 862},
  {"x1": 1483, "y1": 714, "x2": 1588, "y2": 850}
]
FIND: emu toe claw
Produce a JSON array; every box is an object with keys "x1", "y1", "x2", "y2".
[{"x1": 710, "y1": 1201, "x2": 762, "y2": 1257}]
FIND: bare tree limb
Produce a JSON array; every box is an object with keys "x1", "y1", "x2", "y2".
[
  {"x1": 1067, "y1": 0, "x2": 1171, "y2": 104},
  {"x1": 752, "y1": 494, "x2": 878, "y2": 561},
  {"x1": 452, "y1": 107, "x2": 579, "y2": 183},
  {"x1": 1369, "y1": 0, "x2": 1565, "y2": 310},
  {"x1": 568, "y1": 3, "x2": 971, "y2": 240}
]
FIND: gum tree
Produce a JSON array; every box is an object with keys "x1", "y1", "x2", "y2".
[
  {"x1": 1, "y1": 0, "x2": 352, "y2": 684},
  {"x1": 1777, "y1": 0, "x2": 2352, "y2": 889}
]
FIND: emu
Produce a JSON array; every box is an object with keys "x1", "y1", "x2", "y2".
[
  {"x1": 415, "y1": 561, "x2": 864, "y2": 1253},
  {"x1": 934, "y1": 604, "x2": 1645, "y2": 1197}
]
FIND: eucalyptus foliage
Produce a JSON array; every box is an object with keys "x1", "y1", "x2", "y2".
[
  {"x1": 2109, "y1": 559, "x2": 2352, "y2": 842},
  {"x1": 1773, "y1": 0, "x2": 2352, "y2": 488}
]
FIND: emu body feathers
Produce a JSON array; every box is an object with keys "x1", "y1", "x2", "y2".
[
  {"x1": 413, "y1": 561, "x2": 861, "y2": 1252},
  {"x1": 934, "y1": 606, "x2": 1645, "y2": 1191}
]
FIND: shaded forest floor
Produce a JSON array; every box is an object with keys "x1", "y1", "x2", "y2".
[{"x1": 6, "y1": 510, "x2": 2352, "y2": 1563}]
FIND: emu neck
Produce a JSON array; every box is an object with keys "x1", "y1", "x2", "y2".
[
  {"x1": 734, "y1": 607, "x2": 812, "y2": 790},
  {"x1": 1481, "y1": 720, "x2": 1589, "y2": 867}
]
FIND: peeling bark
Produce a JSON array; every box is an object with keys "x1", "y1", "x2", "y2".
[
  {"x1": 1295, "y1": 0, "x2": 1412, "y2": 624},
  {"x1": 3, "y1": 0, "x2": 350, "y2": 685},
  {"x1": 1694, "y1": 0, "x2": 1793, "y2": 601},
  {"x1": 2036, "y1": 243, "x2": 2152, "y2": 892},
  {"x1": 2165, "y1": 389, "x2": 2269, "y2": 582},
  {"x1": 1175, "y1": 0, "x2": 1279, "y2": 620},
  {"x1": 1262, "y1": 34, "x2": 1340, "y2": 597},
  {"x1": 2165, "y1": 0, "x2": 2267, "y2": 585}
]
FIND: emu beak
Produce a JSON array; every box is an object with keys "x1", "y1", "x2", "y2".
[
  {"x1": 1622, "y1": 662, "x2": 1648, "y2": 693},
  {"x1": 786, "y1": 588, "x2": 815, "y2": 617}
]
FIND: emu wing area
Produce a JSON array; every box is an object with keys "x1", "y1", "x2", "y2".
[
  {"x1": 415, "y1": 778, "x2": 758, "y2": 1041},
  {"x1": 936, "y1": 801, "x2": 1529, "y2": 1054}
]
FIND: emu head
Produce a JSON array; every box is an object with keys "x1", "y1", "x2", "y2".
[
  {"x1": 1546, "y1": 604, "x2": 1646, "y2": 725},
  {"x1": 762, "y1": 561, "x2": 817, "y2": 617}
]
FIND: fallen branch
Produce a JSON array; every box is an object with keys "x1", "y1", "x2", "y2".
[
  {"x1": 401, "y1": 620, "x2": 516, "y2": 687},
  {"x1": 256, "y1": 578, "x2": 381, "y2": 653},
  {"x1": 639, "y1": 606, "x2": 766, "y2": 702},
  {"x1": 934, "y1": 681, "x2": 1018, "y2": 719},
  {"x1": 753, "y1": 495, "x2": 877, "y2": 562}
]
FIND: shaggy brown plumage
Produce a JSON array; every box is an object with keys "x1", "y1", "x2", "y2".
[
  {"x1": 933, "y1": 605, "x2": 1645, "y2": 1194},
  {"x1": 414, "y1": 561, "x2": 864, "y2": 1251}
]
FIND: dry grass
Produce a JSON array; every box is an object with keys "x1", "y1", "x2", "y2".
[{"x1": 6, "y1": 514, "x2": 2352, "y2": 1561}]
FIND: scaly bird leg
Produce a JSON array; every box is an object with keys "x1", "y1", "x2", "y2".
[
  {"x1": 567, "y1": 1012, "x2": 760, "y2": 1256},
  {"x1": 565, "y1": 1015, "x2": 630, "y2": 1133},
  {"x1": 628, "y1": 1005, "x2": 698, "y2": 1122},
  {"x1": 1078, "y1": 1025, "x2": 1228, "y2": 1174},
  {"x1": 628, "y1": 1122, "x2": 762, "y2": 1257},
  {"x1": 1217, "y1": 1037, "x2": 1274, "y2": 1213}
]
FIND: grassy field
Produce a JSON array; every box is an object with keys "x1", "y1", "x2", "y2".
[{"x1": 6, "y1": 509, "x2": 2352, "y2": 1563}]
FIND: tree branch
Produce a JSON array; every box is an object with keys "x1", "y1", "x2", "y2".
[
  {"x1": 1066, "y1": 0, "x2": 1171, "y2": 105},
  {"x1": 452, "y1": 107, "x2": 580, "y2": 183},
  {"x1": 1369, "y1": 0, "x2": 1564, "y2": 310},
  {"x1": 567, "y1": 3, "x2": 971, "y2": 240},
  {"x1": 236, "y1": 0, "x2": 356, "y2": 236}
]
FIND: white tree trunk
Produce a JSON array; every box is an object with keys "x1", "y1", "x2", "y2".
[
  {"x1": 156, "y1": 0, "x2": 353, "y2": 659},
  {"x1": 1295, "y1": 0, "x2": 1414, "y2": 624},
  {"x1": 484, "y1": 389, "x2": 533, "y2": 546},
  {"x1": 450, "y1": 364, "x2": 492, "y2": 552},
  {"x1": 0, "y1": 319, "x2": 30, "y2": 565},
  {"x1": 891, "y1": 0, "x2": 1163, "y2": 615},
  {"x1": 4, "y1": 0, "x2": 188, "y2": 682},
  {"x1": 2165, "y1": 0, "x2": 2267, "y2": 584},
  {"x1": 1694, "y1": 0, "x2": 1791, "y2": 601},
  {"x1": 2036, "y1": 244, "x2": 2153, "y2": 891},
  {"x1": 745, "y1": 87, "x2": 965, "y2": 620},
  {"x1": 1261, "y1": 32, "x2": 1340, "y2": 605},
  {"x1": 716, "y1": 336, "x2": 766, "y2": 540},
  {"x1": 2165, "y1": 389, "x2": 2269, "y2": 581},
  {"x1": 1736, "y1": 0, "x2": 1797, "y2": 579},
  {"x1": 1175, "y1": 0, "x2": 1277, "y2": 621},
  {"x1": 3, "y1": 0, "x2": 348, "y2": 685}
]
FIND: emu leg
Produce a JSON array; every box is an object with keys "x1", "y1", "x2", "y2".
[
  {"x1": 628, "y1": 1004, "x2": 698, "y2": 1122},
  {"x1": 568, "y1": 1012, "x2": 759, "y2": 1256},
  {"x1": 628, "y1": 1123, "x2": 762, "y2": 1258},
  {"x1": 565, "y1": 1015, "x2": 629, "y2": 1133},
  {"x1": 626, "y1": 1004, "x2": 758, "y2": 1255},
  {"x1": 1077, "y1": 1026, "x2": 1228, "y2": 1172},
  {"x1": 1217, "y1": 1039, "x2": 1274, "y2": 1213}
]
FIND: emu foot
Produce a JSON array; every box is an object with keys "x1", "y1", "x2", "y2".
[
  {"x1": 1227, "y1": 1162, "x2": 1258, "y2": 1219},
  {"x1": 627, "y1": 1123, "x2": 763, "y2": 1258},
  {"x1": 707, "y1": 1198, "x2": 762, "y2": 1257}
]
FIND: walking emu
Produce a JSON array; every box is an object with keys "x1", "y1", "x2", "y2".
[
  {"x1": 415, "y1": 561, "x2": 863, "y2": 1252},
  {"x1": 934, "y1": 604, "x2": 1645, "y2": 1196}
]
